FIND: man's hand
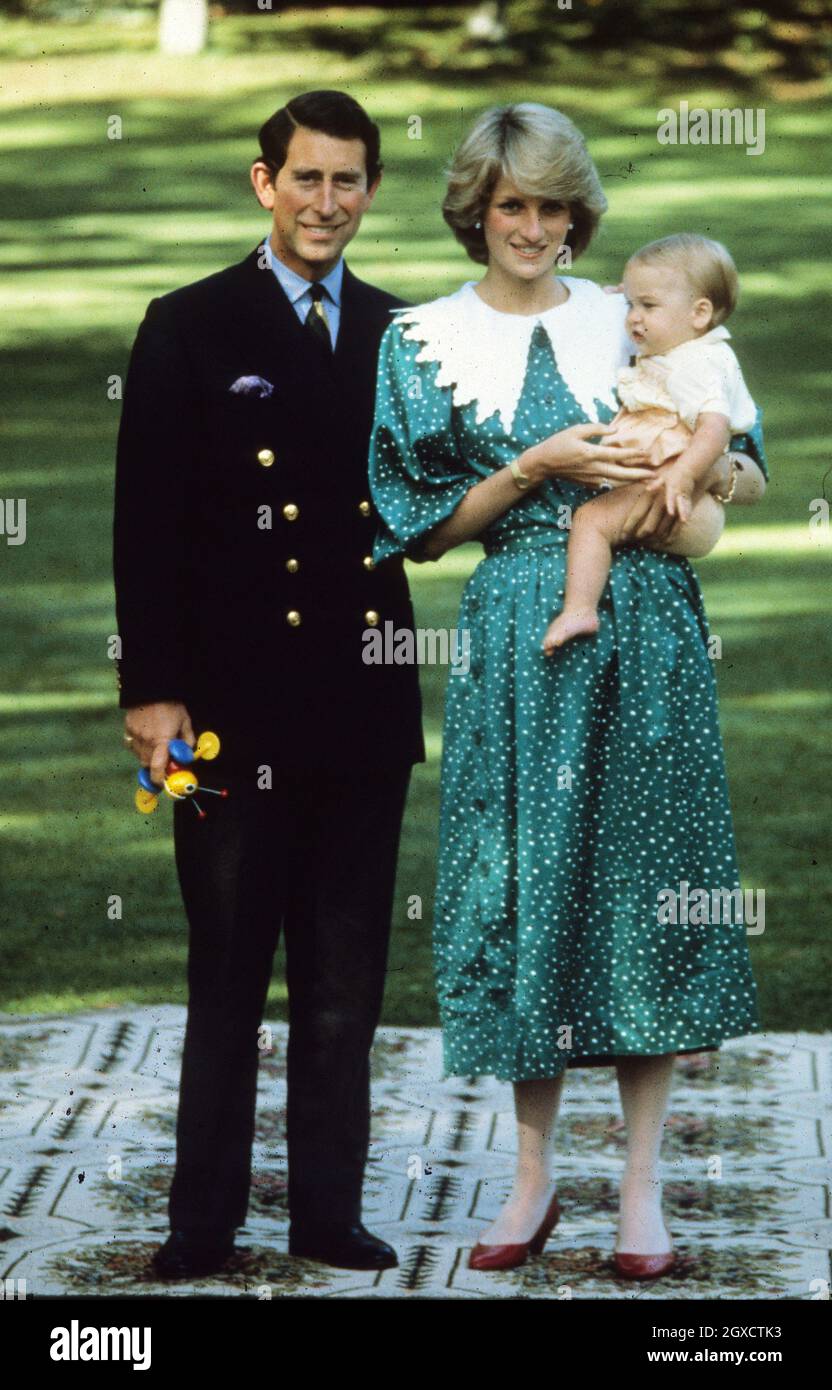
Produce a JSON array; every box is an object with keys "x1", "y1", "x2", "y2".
[{"x1": 124, "y1": 701, "x2": 195, "y2": 787}]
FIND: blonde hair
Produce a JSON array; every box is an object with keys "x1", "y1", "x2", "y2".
[
  {"x1": 442, "y1": 103, "x2": 608, "y2": 266},
  {"x1": 626, "y1": 233, "x2": 739, "y2": 326}
]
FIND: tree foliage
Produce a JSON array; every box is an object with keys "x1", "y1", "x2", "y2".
[{"x1": 0, "y1": 0, "x2": 829, "y2": 85}]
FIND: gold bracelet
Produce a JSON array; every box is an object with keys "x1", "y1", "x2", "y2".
[
  {"x1": 711, "y1": 452, "x2": 738, "y2": 504},
  {"x1": 509, "y1": 458, "x2": 533, "y2": 492}
]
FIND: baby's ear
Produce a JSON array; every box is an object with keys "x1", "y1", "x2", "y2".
[{"x1": 692, "y1": 296, "x2": 715, "y2": 327}]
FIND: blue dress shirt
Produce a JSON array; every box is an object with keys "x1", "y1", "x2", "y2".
[{"x1": 260, "y1": 236, "x2": 343, "y2": 349}]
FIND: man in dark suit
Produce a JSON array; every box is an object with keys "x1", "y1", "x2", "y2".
[{"x1": 113, "y1": 91, "x2": 424, "y2": 1277}]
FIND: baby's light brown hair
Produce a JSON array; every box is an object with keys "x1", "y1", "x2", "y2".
[{"x1": 626, "y1": 233, "x2": 739, "y2": 327}]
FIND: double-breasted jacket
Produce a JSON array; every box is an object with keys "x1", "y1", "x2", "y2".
[{"x1": 113, "y1": 244, "x2": 425, "y2": 778}]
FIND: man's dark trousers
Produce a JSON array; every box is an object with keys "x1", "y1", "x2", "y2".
[{"x1": 168, "y1": 764, "x2": 410, "y2": 1233}]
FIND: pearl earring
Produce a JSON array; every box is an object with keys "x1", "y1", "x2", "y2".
[
  {"x1": 568, "y1": 222, "x2": 574, "y2": 229},
  {"x1": 474, "y1": 221, "x2": 482, "y2": 229}
]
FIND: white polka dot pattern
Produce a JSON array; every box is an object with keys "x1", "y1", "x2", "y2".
[{"x1": 368, "y1": 296, "x2": 762, "y2": 1083}]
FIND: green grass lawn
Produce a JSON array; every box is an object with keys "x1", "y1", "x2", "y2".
[{"x1": 0, "y1": 25, "x2": 829, "y2": 1028}]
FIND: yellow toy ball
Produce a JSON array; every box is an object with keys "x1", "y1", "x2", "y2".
[
  {"x1": 135, "y1": 788, "x2": 159, "y2": 815},
  {"x1": 164, "y1": 770, "x2": 198, "y2": 799},
  {"x1": 195, "y1": 731, "x2": 220, "y2": 761}
]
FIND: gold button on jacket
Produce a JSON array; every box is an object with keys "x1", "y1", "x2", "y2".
[
  {"x1": 286, "y1": 558, "x2": 299, "y2": 573},
  {"x1": 257, "y1": 448, "x2": 275, "y2": 467},
  {"x1": 362, "y1": 555, "x2": 375, "y2": 571},
  {"x1": 364, "y1": 610, "x2": 380, "y2": 627},
  {"x1": 286, "y1": 610, "x2": 302, "y2": 627},
  {"x1": 359, "y1": 500, "x2": 371, "y2": 516},
  {"x1": 282, "y1": 503, "x2": 299, "y2": 521}
]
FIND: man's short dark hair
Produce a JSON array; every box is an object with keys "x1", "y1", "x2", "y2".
[{"x1": 256, "y1": 90, "x2": 382, "y2": 187}]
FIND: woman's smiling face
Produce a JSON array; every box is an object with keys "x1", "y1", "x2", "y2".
[{"x1": 482, "y1": 174, "x2": 573, "y2": 283}]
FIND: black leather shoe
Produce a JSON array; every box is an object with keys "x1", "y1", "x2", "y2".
[
  {"x1": 152, "y1": 1228, "x2": 236, "y2": 1279},
  {"x1": 288, "y1": 1222, "x2": 398, "y2": 1270}
]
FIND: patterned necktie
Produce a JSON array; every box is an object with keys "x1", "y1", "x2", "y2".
[{"x1": 304, "y1": 282, "x2": 332, "y2": 351}]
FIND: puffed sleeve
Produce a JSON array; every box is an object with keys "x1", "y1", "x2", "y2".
[
  {"x1": 666, "y1": 359, "x2": 731, "y2": 431},
  {"x1": 665, "y1": 342, "x2": 767, "y2": 481},
  {"x1": 667, "y1": 343, "x2": 757, "y2": 434},
  {"x1": 369, "y1": 317, "x2": 474, "y2": 563}
]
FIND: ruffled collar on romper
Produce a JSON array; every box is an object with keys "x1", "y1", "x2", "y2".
[{"x1": 391, "y1": 278, "x2": 632, "y2": 432}]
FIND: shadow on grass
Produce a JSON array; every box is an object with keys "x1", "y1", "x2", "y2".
[{"x1": 1, "y1": 66, "x2": 829, "y2": 1026}]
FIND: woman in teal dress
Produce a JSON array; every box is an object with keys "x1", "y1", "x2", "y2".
[{"x1": 368, "y1": 104, "x2": 767, "y2": 1277}]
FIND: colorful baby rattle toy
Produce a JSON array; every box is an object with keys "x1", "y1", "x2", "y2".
[{"x1": 134, "y1": 730, "x2": 229, "y2": 820}]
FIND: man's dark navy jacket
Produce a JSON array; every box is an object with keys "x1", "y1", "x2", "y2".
[{"x1": 113, "y1": 243, "x2": 425, "y2": 778}]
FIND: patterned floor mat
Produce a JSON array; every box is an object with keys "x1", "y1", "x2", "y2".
[{"x1": 1, "y1": 1010, "x2": 829, "y2": 1300}]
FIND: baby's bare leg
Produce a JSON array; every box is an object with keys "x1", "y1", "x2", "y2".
[
  {"x1": 651, "y1": 491, "x2": 725, "y2": 558},
  {"x1": 650, "y1": 453, "x2": 732, "y2": 559},
  {"x1": 543, "y1": 484, "x2": 650, "y2": 653}
]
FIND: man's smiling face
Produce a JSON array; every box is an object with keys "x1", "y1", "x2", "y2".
[{"x1": 253, "y1": 125, "x2": 380, "y2": 280}]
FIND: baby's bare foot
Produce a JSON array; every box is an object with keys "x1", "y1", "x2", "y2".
[{"x1": 543, "y1": 610, "x2": 600, "y2": 654}]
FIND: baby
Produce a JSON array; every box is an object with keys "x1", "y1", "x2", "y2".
[{"x1": 542, "y1": 233, "x2": 757, "y2": 653}]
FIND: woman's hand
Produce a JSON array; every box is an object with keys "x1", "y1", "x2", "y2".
[
  {"x1": 521, "y1": 421, "x2": 655, "y2": 490},
  {"x1": 727, "y1": 452, "x2": 767, "y2": 504}
]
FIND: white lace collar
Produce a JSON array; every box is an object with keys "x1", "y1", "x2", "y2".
[{"x1": 391, "y1": 278, "x2": 628, "y2": 432}]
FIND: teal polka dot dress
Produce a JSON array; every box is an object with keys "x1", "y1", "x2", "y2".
[{"x1": 369, "y1": 279, "x2": 765, "y2": 1083}]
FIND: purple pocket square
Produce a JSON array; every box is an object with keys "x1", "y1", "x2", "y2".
[{"x1": 228, "y1": 375, "x2": 274, "y2": 398}]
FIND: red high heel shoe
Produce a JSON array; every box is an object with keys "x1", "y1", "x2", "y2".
[
  {"x1": 613, "y1": 1220, "x2": 676, "y2": 1280},
  {"x1": 468, "y1": 1189, "x2": 561, "y2": 1271}
]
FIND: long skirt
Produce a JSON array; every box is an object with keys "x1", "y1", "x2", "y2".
[{"x1": 432, "y1": 527, "x2": 760, "y2": 1083}]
